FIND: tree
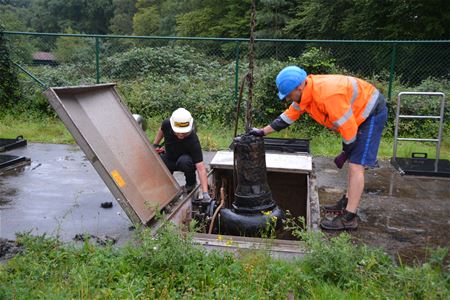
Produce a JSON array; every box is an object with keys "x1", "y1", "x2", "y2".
[
  {"x1": 256, "y1": 0, "x2": 294, "y2": 38},
  {"x1": 133, "y1": 4, "x2": 161, "y2": 35},
  {"x1": 175, "y1": 0, "x2": 251, "y2": 38},
  {"x1": 284, "y1": 0, "x2": 353, "y2": 39},
  {"x1": 284, "y1": 0, "x2": 450, "y2": 40},
  {"x1": 158, "y1": 0, "x2": 192, "y2": 36},
  {"x1": 29, "y1": 0, "x2": 114, "y2": 34},
  {"x1": 109, "y1": 0, "x2": 137, "y2": 34},
  {"x1": 54, "y1": 28, "x2": 94, "y2": 64},
  {"x1": 0, "y1": 2, "x2": 33, "y2": 31},
  {"x1": 175, "y1": 7, "x2": 215, "y2": 37}
]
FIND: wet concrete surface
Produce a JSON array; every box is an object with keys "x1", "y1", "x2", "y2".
[
  {"x1": 0, "y1": 143, "x2": 132, "y2": 245},
  {"x1": 314, "y1": 157, "x2": 450, "y2": 264},
  {"x1": 0, "y1": 143, "x2": 215, "y2": 246},
  {"x1": 1, "y1": 143, "x2": 449, "y2": 264}
]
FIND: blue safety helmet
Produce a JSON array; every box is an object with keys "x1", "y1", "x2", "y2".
[{"x1": 275, "y1": 66, "x2": 307, "y2": 100}]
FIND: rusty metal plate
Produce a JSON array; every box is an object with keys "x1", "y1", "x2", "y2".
[{"x1": 44, "y1": 84, "x2": 181, "y2": 224}]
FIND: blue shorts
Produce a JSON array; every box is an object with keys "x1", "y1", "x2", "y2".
[{"x1": 349, "y1": 99, "x2": 388, "y2": 168}]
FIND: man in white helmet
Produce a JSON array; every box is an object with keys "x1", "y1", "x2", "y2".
[{"x1": 153, "y1": 108, "x2": 210, "y2": 200}]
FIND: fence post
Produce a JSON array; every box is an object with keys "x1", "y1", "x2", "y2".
[
  {"x1": 388, "y1": 43, "x2": 397, "y2": 102},
  {"x1": 234, "y1": 41, "x2": 240, "y2": 102},
  {"x1": 95, "y1": 37, "x2": 100, "y2": 84}
]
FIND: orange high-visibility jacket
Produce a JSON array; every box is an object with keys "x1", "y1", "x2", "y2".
[{"x1": 279, "y1": 75, "x2": 380, "y2": 144}]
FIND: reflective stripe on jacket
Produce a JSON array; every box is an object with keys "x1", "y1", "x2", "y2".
[{"x1": 279, "y1": 74, "x2": 379, "y2": 144}]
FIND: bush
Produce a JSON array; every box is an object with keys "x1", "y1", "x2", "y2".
[
  {"x1": 104, "y1": 45, "x2": 221, "y2": 80},
  {"x1": 117, "y1": 70, "x2": 235, "y2": 125},
  {"x1": 0, "y1": 26, "x2": 22, "y2": 109},
  {"x1": 1, "y1": 223, "x2": 448, "y2": 299},
  {"x1": 54, "y1": 29, "x2": 96, "y2": 65},
  {"x1": 6, "y1": 43, "x2": 448, "y2": 141}
]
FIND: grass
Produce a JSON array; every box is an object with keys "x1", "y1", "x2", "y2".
[
  {"x1": 1, "y1": 113, "x2": 449, "y2": 298},
  {"x1": 0, "y1": 114, "x2": 73, "y2": 144},
  {"x1": 1, "y1": 114, "x2": 449, "y2": 160},
  {"x1": 0, "y1": 221, "x2": 448, "y2": 299}
]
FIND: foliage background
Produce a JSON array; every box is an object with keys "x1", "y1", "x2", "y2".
[
  {"x1": 1, "y1": 0, "x2": 449, "y2": 39},
  {"x1": 1, "y1": 0, "x2": 449, "y2": 152}
]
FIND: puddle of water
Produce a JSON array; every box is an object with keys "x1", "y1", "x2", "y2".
[
  {"x1": 0, "y1": 199, "x2": 12, "y2": 207},
  {"x1": 364, "y1": 187, "x2": 384, "y2": 195}
]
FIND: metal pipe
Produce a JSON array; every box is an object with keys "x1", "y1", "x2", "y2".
[
  {"x1": 13, "y1": 62, "x2": 47, "y2": 89},
  {"x1": 208, "y1": 186, "x2": 225, "y2": 234},
  {"x1": 392, "y1": 93, "x2": 402, "y2": 160},
  {"x1": 95, "y1": 37, "x2": 100, "y2": 84},
  {"x1": 388, "y1": 43, "x2": 397, "y2": 102},
  {"x1": 219, "y1": 206, "x2": 285, "y2": 236},
  {"x1": 398, "y1": 115, "x2": 441, "y2": 119},
  {"x1": 397, "y1": 138, "x2": 439, "y2": 142}
]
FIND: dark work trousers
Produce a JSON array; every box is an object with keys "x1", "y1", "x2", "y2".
[{"x1": 160, "y1": 154, "x2": 196, "y2": 186}]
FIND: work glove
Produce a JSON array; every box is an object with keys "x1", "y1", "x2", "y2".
[
  {"x1": 334, "y1": 151, "x2": 349, "y2": 169},
  {"x1": 153, "y1": 144, "x2": 165, "y2": 154},
  {"x1": 248, "y1": 128, "x2": 265, "y2": 137},
  {"x1": 202, "y1": 192, "x2": 212, "y2": 202}
]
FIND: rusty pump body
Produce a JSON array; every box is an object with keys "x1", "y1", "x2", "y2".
[{"x1": 218, "y1": 134, "x2": 285, "y2": 236}]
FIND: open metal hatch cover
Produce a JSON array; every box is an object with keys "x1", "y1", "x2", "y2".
[
  {"x1": 0, "y1": 136, "x2": 27, "y2": 152},
  {"x1": 44, "y1": 84, "x2": 182, "y2": 225}
]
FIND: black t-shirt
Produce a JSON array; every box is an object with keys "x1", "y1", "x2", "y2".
[{"x1": 161, "y1": 119, "x2": 203, "y2": 164}]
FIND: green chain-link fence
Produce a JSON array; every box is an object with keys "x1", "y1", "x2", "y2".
[{"x1": 2, "y1": 31, "x2": 449, "y2": 130}]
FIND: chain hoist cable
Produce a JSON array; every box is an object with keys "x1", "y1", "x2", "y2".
[
  {"x1": 245, "y1": 0, "x2": 256, "y2": 133},
  {"x1": 233, "y1": 0, "x2": 257, "y2": 137}
]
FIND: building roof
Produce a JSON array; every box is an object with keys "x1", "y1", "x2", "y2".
[{"x1": 32, "y1": 52, "x2": 56, "y2": 61}]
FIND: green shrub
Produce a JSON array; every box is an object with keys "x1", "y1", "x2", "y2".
[
  {"x1": 7, "y1": 64, "x2": 97, "y2": 117},
  {"x1": 104, "y1": 45, "x2": 221, "y2": 80},
  {"x1": 1, "y1": 222, "x2": 448, "y2": 299},
  {"x1": 6, "y1": 43, "x2": 448, "y2": 141},
  {"x1": 117, "y1": 70, "x2": 236, "y2": 125},
  {"x1": 0, "y1": 26, "x2": 22, "y2": 110},
  {"x1": 54, "y1": 29, "x2": 96, "y2": 65}
]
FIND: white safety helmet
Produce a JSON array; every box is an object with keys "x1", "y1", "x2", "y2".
[{"x1": 170, "y1": 108, "x2": 193, "y2": 133}]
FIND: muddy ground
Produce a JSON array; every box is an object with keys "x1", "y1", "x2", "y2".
[
  {"x1": 315, "y1": 158, "x2": 450, "y2": 264},
  {"x1": 1, "y1": 143, "x2": 449, "y2": 264}
]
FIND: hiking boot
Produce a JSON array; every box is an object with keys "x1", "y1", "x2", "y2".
[
  {"x1": 320, "y1": 210, "x2": 358, "y2": 231},
  {"x1": 322, "y1": 195, "x2": 348, "y2": 214}
]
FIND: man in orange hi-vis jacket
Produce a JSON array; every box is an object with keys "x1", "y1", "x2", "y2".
[{"x1": 249, "y1": 66, "x2": 388, "y2": 230}]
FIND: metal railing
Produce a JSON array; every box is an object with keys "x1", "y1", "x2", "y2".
[{"x1": 393, "y1": 92, "x2": 446, "y2": 163}]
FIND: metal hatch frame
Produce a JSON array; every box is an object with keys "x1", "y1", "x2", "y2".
[
  {"x1": 44, "y1": 83, "x2": 182, "y2": 225},
  {"x1": 0, "y1": 136, "x2": 27, "y2": 152},
  {"x1": 0, "y1": 154, "x2": 31, "y2": 174}
]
